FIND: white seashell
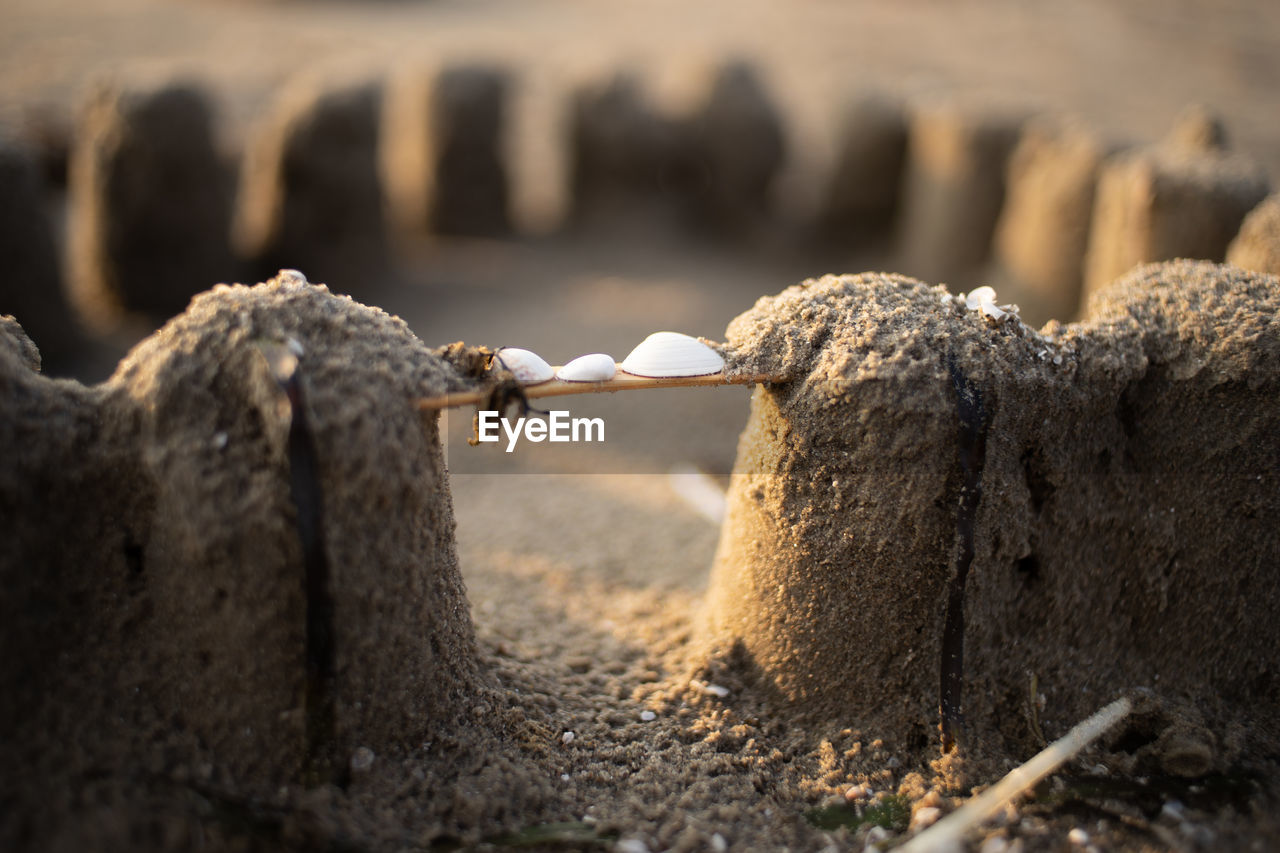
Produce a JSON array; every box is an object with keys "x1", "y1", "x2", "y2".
[
  {"x1": 964, "y1": 286, "x2": 998, "y2": 310},
  {"x1": 556, "y1": 353, "x2": 617, "y2": 383},
  {"x1": 979, "y1": 301, "x2": 1007, "y2": 321},
  {"x1": 493, "y1": 347, "x2": 554, "y2": 384},
  {"x1": 620, "y1": 332, "x2": 725, "y2": 378}
]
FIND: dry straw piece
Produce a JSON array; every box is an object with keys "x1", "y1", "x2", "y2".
[{"x1": 898, "y1": 696, "x2": 1134, "y2": 853}]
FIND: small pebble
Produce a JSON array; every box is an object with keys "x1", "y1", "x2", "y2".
[
  {"x1": 1068, "y1": 827, "x2": 1089, "y2": 846},
  {"x1": 560, "y1": 773, "x2": 571, "y2": 782},
  {"x1": 710, "y1": 832, "x2": 728, "y2": 852},
  {"x1": 910, "y1": 806, "x2": 942, "y2": 831},
  {"x1": 979, "y1": 838, "x2": 1009, "y2": 853},
  {"x1": 640, "y1": 710, "x2": 656, "y2": 722},
  {"x1": 616, "y1": 839, "x2": 650, "y2": 853},
  {"x1": 845, "y1": 784, "x2": 870, "y2": 802},
  {"x1": 349, "y1": 746, "x2": 375, "y2": 773},
  {"x1": 704, "y1": 683, "x2": 731, "y2": 698},
  {"x1": 561, "y1": 731, "x2": 575, "y2": 745}
]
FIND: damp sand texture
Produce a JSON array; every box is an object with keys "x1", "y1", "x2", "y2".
[{"x1": 2, "y1": 262, "x2": 1279, "y2": 851}]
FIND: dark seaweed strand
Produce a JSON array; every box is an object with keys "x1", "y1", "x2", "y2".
[
  {"x1": 268, "y1": 346, "x2": 339, "y2": 786},
  {"x1": 940, "y1": 356, "x2": 991, "y2": 753},
  {"x1": 467, "y1": 378, "x2": 549, "y2": 446}
]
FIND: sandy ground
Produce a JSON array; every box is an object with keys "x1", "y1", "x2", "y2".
[{"x1": 4, "y1": 1, "x2": 1280, "y2": 850}]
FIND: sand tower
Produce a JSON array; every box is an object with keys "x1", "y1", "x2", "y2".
[
  {"x1": 1227, "y1": 192, "x2": 1280, "y2": 276},
  {"x1": 235, "y1": 81, "x2": 388, "y2": 291},
  {"x1": 0, "y1": 274, "x2": 482, "y2": 810},
  {"x1": 383, "y1": 63, "x2": 512, "y2": 238},
  {"x1": 67, "y1": 77, "x2": 237, "y2": 326},
  {"x1": 706, "y1": 262, "x2": 1279, "y2": 763}
]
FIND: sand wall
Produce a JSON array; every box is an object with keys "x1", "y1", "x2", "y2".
[
  {"x1": 67, "y1": 76, "x2": 237, "y2": 327},
  {"x1": 6, "y1": 62, "x2": 1275, "y2": 362},
  {"x1": 0, "y1": 135, "x2": 77, "y2": 366},
  {"x1": 708, "y1": 262, "x2": 1279, "y2": 763},
  {"x1": 1227, "y1": 192, "x2": 1280, "y2": 276},
  {"x1": 0, "y1": 274, "x2": 483, "y2": 822},
  {"x1": 234, "y1": 80, "x2": 388, "y2": 292}
]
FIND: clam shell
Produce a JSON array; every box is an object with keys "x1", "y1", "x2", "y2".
[
  {"x1": 493, "y1": 347, "x2": 555, "y2": 384},
  {"x1": 620, "y1": 332, "x2": 725, "y2": 378},
  {"x1": 963, "y1": 286, "x2": 998, "y2": 310},
  {"x1": 556, "y1": 353, "x2": 617, "y2": 383}
]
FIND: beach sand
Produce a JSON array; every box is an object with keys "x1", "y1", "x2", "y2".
[{"x1": 4, "y1": 2, "x2": 1280, "y2": 850}]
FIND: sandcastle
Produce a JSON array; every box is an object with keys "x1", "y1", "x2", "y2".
[
  {"x1": 705, "y1": 260, "x2": 1279, "y2": 767},
  {"x1": 1083, "y1": 134, "x2": 1269, "y2": 299},
  {"x1": 383, "y1": 64, "x2": 512, "y2": 238},
  {"x1": 1228, "y1": 192, "x2": 1280, "y2": 276},
  {"x1": 817, "y1": 93, "x2": 908, "y2": 246},
  {"x1": 989, "y1": 118, "x2": 1104, "y2": 323},
  {"x1": 68, "y1": 76, "x2": 237, "y2": 326},
  {"x1": 8, "y1": 62, "x2": 1276, "y2": 362},
  {"x1": 4, "y1": 43, "x2": 1280, "y2": 851},
  {"x1": 895, "y1": 103, "x2": 1024, "y2": 284},
  {"x1": 234, "y1": 81, "x2": 387, "y2": 290},
  {"x1": 0, "y1": 275, "x2": 483, "y2": 831},
  {"x1": 0, "y1": 135, "x2": 77, "y2": 366},
  {"x1": 3, "y1": 258, "x2": 1279, "y2": 850}
]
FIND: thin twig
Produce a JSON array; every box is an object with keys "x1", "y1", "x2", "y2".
[
  {"x1": 416, "y1": 368, "x2": 778, "y2": 411},
  {"x1": 898, "y1": 696, "x2": 1134, "y2": 853}
]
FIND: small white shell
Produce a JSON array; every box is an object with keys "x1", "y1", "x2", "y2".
[
  {"x1": 959, "y1": 286, "x2": 1013, "y2": 321},
  {"x1": 556, "y1": 353, "x2": 617, "y2": 383},
  {"x1": 978, "y1": 300, "x2": 1007, "y2": 321},
  {"x1": 620, "y1": 332, "x2": 725, "y2": 378},
  {"x1": 964, "y1": 286, "x2": 998, "y2": 310},
  {"x1": 493, "y1": 347, "x2": 554, "y2": 384}
]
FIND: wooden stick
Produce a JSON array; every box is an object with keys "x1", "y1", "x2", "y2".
[
  {"x1": 416, "y1": 367, "x2": 778, "y2": 411},
  {"x1": 897, "y1": 696, "x2": 1134, "y2": 853}
]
